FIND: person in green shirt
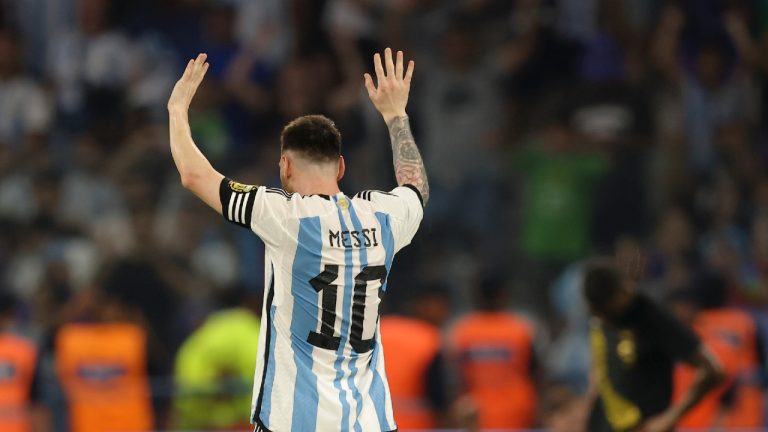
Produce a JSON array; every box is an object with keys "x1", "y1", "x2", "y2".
[
  {"x1": 515, "y1": 123, "x2": 607, "y2": 262},
  {"x1": 174, "y1": 298, "x2": 261, "y2": 430}
]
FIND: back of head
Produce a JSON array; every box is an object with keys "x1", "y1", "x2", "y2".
[
  {"x1": 583, "y1": 258, "x2": 623, "y2": 310},
  {"x1": 0, "y1": 291, "x2": 16, "y2": 319},
  {"x1": 474, "y1": 273, "x2": 507, "y2": 311},
  {"x1": 406, "y1": 283, "x2": 451, "y2": 326},
  {"x1": 281, "y1": 115, "x2": 341, "y2": 163},
  {"x1": 695, "y1": 271, "x2": 728, "y2": 310}
]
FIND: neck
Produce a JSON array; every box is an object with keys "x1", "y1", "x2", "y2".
[{"x1": 290, "y1": 176, "x2": 341, "y2": 196}]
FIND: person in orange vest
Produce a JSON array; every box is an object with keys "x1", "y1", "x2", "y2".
[
  {"x1": 449, "y1": 274, "x2": 538, "y2": 430},
  {"x1": 670, "y1": 273, "x2": 766, "y2": 429},
  {"x1": 0, "y1": 293, "x2": 49, "y2": 432},
  {"x1": 668, "y1": 287, "x2": 736, "y2": 429},
  {"x1": 380, "y1": 284, "x2": 452, "y2": 430},
  {"x1": 54, "y1": 286, "x2": 156, "y2": 432}
]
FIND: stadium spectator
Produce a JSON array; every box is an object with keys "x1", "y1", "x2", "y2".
[
  {"x1": 380, "y1": 284, "x2": 452, "y2": 430},
  {"x1": 173, "y1": 288, "x2": 260, "y2": 430},
  {"x1": 667, "y1": 287, "x2": 739, "y2": 430},
  {"x1": 652, "y1": 2, "x2": 757, "y2": 177},
  {"x1": 0, "y1": 292, "x2": 49, "y2": 432},
  {"x1": 670, "y1": 273, "x2": 766, "y2": 429},
  {"x1": 419, "y1": 15, "x2": 506, "y2": 244},
  {"x1": 546, "y1": 261, "x2": 591, "y2": 392},
  {"x1": 0, "y1": 28, "x2": 52, "y2": 154},
  {"x1": 54, "y1": 286, "x2": 155, "y2": 432},
  {"x1": 449, "y1": 274, "x2": 538, "y2": 430},
  {"x1": 583, "y1": 259, "x2": 724, "y2": 432},
  {"x1": 57, "y1": 132, "x2": 132, "y2": 254},
  {"x1": 514, "y1": 118, "x2": 607, "y2": 263},
  {"x1": 738, "y1": 211, "x2": 768, "y2": 305},
  {"x1": 511, "y1": 116, "x2": 607, "y2": 309},
  {"x1": 646, "y1": 206, "x2": 697, "y2": 295}
]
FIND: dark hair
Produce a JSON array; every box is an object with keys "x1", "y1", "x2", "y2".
[
  {"x1": 281, "y1": 115, "x2": 342, "y2": 163},
  {"x1": 411, "y1": 282, "x2": 451, "y2": 302},
  {"x1": 474, "y1": 273, "x2": 507, "y2": 311},
  {"x1": 0, "y1": 292, "x2": 17, "y2": 316},
  {"x1": 583, "y1": 259, "x2": 623, "y2": 308},
  {"x1": 695, "y1": 271, "x2": 727, "y2": 309}
]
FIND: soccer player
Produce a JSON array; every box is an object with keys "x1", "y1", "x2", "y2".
[
  {"x1": 583, "y1": 259, "x2": 724, "y2": 432},
  {"x1": 167, "y1": 48, "x2": 427, "y2": 432}
]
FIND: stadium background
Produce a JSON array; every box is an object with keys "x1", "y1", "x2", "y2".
[{"x1": 0, "y1": 0, "x2": 767, "y2": 430}]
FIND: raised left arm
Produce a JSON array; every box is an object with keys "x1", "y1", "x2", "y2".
[
  {"x1": 364, "y1": 48, "x2": 429, "y2": 206},
  {"x1": 386, "y1": 115, "x2": 429, "y2": 205},
  {"x1": 167, "y1": 53, "x2": 224, "y2": 213}
]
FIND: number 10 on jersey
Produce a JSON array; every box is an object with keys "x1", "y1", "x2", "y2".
[{"x1": 307, "y1": 265, "x2": 388, "y2": 353}]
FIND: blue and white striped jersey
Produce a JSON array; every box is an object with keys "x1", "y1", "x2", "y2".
[{"x1": 219, "y1": 179, "x2": 424, "y2": 432}]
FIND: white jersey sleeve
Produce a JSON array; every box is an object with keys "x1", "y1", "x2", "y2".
[
  {"x1": 356, "y1": 184, "x2": 424, "y2": 252},
  {"x1": 219, "y1": 178, "x2": 292, "y2": 247}
]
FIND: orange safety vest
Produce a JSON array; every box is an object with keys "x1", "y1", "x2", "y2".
[
  {"x1": 55, "y1": 322, "x2": 154, "y2": 432},
  {"x1": 0, "y1": 334, "x2": 37, "y2": 432},
  {"x1": 449, "y1": 312, "x2": 536, "y2": 429},
  {"x1": 380, "y1": 316, "x2": 441, "y2": 430},
  {"x1": 674, "y1": 308, "x2": 764, "y2": 429}
]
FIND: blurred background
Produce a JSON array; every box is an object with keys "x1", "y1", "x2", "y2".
[{"x1": 0, "y1": 0, "x2": 767, "y2": 430}]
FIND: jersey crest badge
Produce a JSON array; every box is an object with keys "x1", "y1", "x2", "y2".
[{"x1": 228, "y1": 180, "x2": 255, "y2": 193}]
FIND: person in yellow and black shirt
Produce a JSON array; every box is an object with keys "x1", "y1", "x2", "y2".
[{"x1": 583, "y1": 259, "x2": 724, "y2": 432}]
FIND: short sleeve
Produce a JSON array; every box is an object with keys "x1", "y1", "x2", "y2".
[
  {"x1": 645, "y1": 300, "x2": 701, "y2": 363},
  {"x1": 219, "y1": 178, "x2": 291, "y2": 246},
  {"x1": 358, "y1": 185, "x2": 424, "y2": 252}
]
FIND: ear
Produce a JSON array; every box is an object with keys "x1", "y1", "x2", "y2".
[
  {"x1": 281, "y1": 153, "x2": 292, "y2": 177},
  {"x1": 337, "y1": 156, "x2": 345, "y2": 181}
]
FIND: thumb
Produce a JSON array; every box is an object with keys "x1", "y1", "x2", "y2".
[{"x1": 363, "y1": 73, "x2": 376, "y2": 99}]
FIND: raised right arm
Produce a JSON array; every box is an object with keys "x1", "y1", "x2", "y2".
[
  {"x1": 167, "y1": 53, "x2": 224, "y2": 213},
  {"x1": 364, "y1": 48, "x2": 429, "y2": 206}
]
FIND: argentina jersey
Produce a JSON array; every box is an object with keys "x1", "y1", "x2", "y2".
[{"x1": 219, "y1": 178, "x2": 424, "y2": 432}]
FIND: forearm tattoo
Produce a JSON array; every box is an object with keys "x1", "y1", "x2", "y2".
[{"x1": 387, "y1": 115, "x2": 429, "y2": 206}]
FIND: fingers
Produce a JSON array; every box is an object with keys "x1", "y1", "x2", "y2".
[
  {"x1": 384, "y1": 47, "x2": 395, "y2": 77},
  {"x1": 372, "y1": 49, "x2": 413, "y2": 85},
  {"x1": 404, "y1": 60, "x2": 415, "y2": 85},
  {"x1": 182, "y1": 59, "x2": 194, "y2": 79},
  {"x1": 373, "y1": 53, "x2": 385, "y2": 84},
  {"x1": 363, "y1": 73, "x2": 376, "y2": 98},
  {"x1": 182, "y1": 54, "x2": 208, "y2": 80},
  {"x1": 194, "y1": 53, "x2": 208, "y2": 79},
  {"x1": 396, "y1": 50, "x2": 404, "y2": 80}
]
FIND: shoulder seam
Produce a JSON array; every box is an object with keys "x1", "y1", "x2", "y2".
[{"x1": 265, "y1": 187, "x2": 293, "y2": 200}]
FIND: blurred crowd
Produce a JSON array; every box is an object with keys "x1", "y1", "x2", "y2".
[{"x1": 1, "y1": 0, "x2": 768, "y2": 430}]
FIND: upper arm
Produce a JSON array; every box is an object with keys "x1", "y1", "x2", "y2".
[
  {"x1": 185, "y1": 169, "x2": 225, "y2": 214},
  {"x1": 361, "y1": 185, "x2": 424, "y2": 252},
  {"x1": 219, "y1": 178, "x2": 291, "y2": 246}
]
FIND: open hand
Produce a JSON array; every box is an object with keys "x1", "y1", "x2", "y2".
[
  {"x1": 364, "y1": 48, "x2": 414, "y2": 123},
  {"x1": 168, "y1": 53, "x2": 209, "y2": 113}
]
